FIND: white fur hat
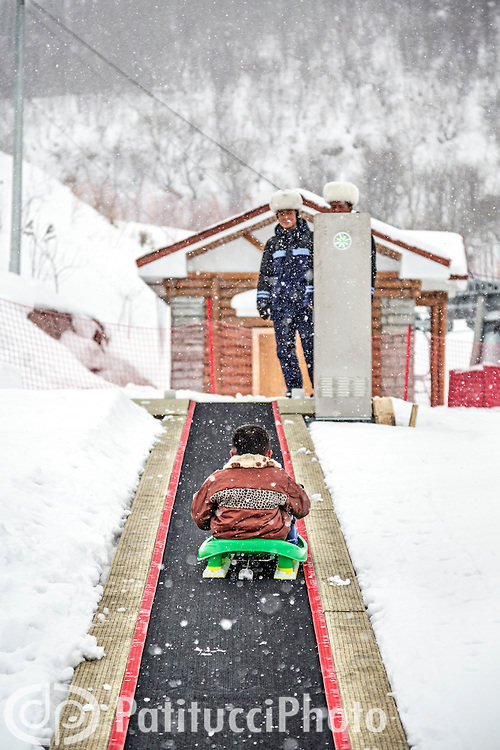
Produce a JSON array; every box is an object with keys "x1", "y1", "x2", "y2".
[
  {"x1": 323, "y1": 181, "x2": 359, "y2": 207},
  {"x1": 269, "y1": 189, "x2": 303, "y2": 214}
]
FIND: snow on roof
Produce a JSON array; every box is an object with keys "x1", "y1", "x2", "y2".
[
  {"x1": 136, "y1": 205, "x2": 275, "y2": 268},
  {"x1": 295, "y1": 187, "x2": 331, "y2": 209},
  {"x1": 135, "y1": 188, "x2": 326, "y2": 270},
  {"x1": 372, "y1": 219, "x2": 468, "y2": 292},
  {"x1": 371, "y1": 218, "x2": 466, "y2": 272},
  {"x1": 136, "y1": 189, "x2": 468, "y2": 289},
  {"x1": 405, "y1": 230, "x2": 468, "y2": 277}
]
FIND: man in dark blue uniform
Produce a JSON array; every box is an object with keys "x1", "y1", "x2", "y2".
[{"x1": 257, "y1": 190, "x2": 314, "y2": 397}]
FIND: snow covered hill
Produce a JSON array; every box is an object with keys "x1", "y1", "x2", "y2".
[
  {"x1": 0, "y1": 151, "x2": 167, "y2": 325},
  {"x1": 0, "y1": 151, "x2": 172, "y2": 390}
]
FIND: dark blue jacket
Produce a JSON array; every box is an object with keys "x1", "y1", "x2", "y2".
[{"x1": 257, "y1": 218, "x2": 313, "y2": 318}]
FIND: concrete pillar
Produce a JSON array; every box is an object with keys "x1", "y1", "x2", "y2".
[{"x1": 314, "y1": 213, "x2": 372, "y2": 420}]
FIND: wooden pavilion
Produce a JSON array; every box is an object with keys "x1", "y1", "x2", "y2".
[{"x1": 136, "y1": 191, "x2": 467, "y2": 405}]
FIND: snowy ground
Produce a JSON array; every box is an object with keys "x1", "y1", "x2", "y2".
[
  {"x1": 0, "y1": 390, "x2": 162, "y2": 750},
  {"x1": 1, "y1": 389, "x2": 499, "y2": 749},
  {"x1": 310, "y1": 400, "x2": 500, "y2": 750}
]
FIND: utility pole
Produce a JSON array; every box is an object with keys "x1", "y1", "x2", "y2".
[{"x1": 10, "y1": 0, "x2": 25, "y2": 275}]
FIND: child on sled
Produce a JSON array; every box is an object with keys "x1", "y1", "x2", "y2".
[{"x1": 191, "y1": 424, "x2": 310, "y2": 543}]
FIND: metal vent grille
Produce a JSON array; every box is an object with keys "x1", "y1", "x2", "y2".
[{"x1": 319, "y1": 376, "x2": 369, "y2": 399}]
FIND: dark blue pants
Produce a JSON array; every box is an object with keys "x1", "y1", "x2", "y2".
[
  {"x1": 272, "y1": 310, "x2": 314, "y2": 391},
  {"x1": 286, "y1": 517, "x2": 298, "y2": 545}
]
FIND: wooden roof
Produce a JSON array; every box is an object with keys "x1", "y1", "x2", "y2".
[{"x1": 135, "y1": 191, "x2": 467, "y2": 282}]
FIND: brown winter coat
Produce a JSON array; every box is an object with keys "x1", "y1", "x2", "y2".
[{"x1": 191, "y1": 453, "x2": 311, "y2": 540}]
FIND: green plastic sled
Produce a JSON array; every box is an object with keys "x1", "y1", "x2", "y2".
[{"x1": 197, "y1": 535, "x2": 308, "y2": 580}]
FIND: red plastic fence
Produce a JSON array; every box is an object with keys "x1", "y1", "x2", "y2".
[
  {"x1": 448, "y1": 366, "x2": 500, "y2": 407},
  {"x1": 3, "y1": 296, "x2": 499, "y2": 404}
]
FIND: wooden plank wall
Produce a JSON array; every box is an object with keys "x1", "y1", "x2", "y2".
[
  {"x1": 163, "y1": 273, "x2": 265, "y2": 396},
  {"x1": 372, "y1": 272, "x2": 422, "y2": 398},
  {"x1": 162, "y1": 270, "x2": 447, "y2": 403},
  {"x1": 163, "y1": 273, "x2": 261, "y2": 325}
]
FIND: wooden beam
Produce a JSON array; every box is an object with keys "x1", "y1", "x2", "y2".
[
  {"x1": 243, "y1": 233, "x2": 265, "y2": 251},
  {"x1": 136, "y1": 205, "x2": 272, "y2": 267},
  {"x1": 186, "y1": 218, "x2": 273, "y2": 259},
  {"x1": 409, "y1": 404, "x2": 419, "y2": 427},
  {"x1": 372, "y1": 229, "x2": 451, "y2": 267},
  {"x1": 374, "y1": 242, "x2": 402, "y2": 261}
]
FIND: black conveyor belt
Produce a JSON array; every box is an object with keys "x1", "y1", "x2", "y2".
[{"x1": 125, "y1": 402, "x2": 335, "y2": 749}]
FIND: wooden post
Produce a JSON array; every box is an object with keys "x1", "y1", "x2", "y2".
[
  {"x1": 417, "y1": 290, "x2": 448, "y2": 407},
  {"x1": 210, "y1": 276, "x2": 222, "y2": 392},
  {"x1": 409, "y1": 404, "x2": 419, "y2": 427},
  {"x1": 371, "y1": 285, "x2": 382, "y2": 397},
  {"x1": 372, "y1": 396, "x2": 396, "y2": 425},
  {"x1": 429, "y1": 293, "x2": 447, "y2": 407}
]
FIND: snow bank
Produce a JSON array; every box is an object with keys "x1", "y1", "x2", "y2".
[
  {"x1": 0, "y1": 272, "x2": 170, "y2": 391},
  {"x1": 0, "y1": 390, "x2": 162, "y2": 749},
  {"x1": 309, "y1": 402, "x2": 500, "y2": 750},
  {"x1": 0, "y1": 295, "x2": 115, "y2": 389}
]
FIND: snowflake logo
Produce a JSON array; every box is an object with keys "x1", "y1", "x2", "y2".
[{"x1": 333, "y1": 231, "x2": 352, "y2": 250}]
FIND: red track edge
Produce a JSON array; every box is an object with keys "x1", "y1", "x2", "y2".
[
  {"x1": 272, "y1": 401, "x2": 352, "y2": 750},
  {"x1": 107, "y1": 400, "x2": 196, "y2": 750}
]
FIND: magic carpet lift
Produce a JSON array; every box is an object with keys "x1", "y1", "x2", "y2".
[{"x1": 314, "y1": 212, "x2": 373, "y2": 421}]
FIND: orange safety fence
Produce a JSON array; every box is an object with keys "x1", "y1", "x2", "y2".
[
  {"x1": 0, "y1": 297, "x2": 170, "y2": 391},
  {"x1": 404, "y1": 329, "x2": 499, "y2": 405},
  {"x1": 2, "y1": 296, "x2": 498, "y2": 404},
  {"x1": 171, "y1": 320, "x2": 252, "y2": 396}
]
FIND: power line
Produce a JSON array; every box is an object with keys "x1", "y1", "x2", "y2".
[
  {"x1": 27, "y1": 0, "x2": 280, "y2": 191},
  {"x1": 27, "y1": 10, "x2": 234, "y2": 214}
]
